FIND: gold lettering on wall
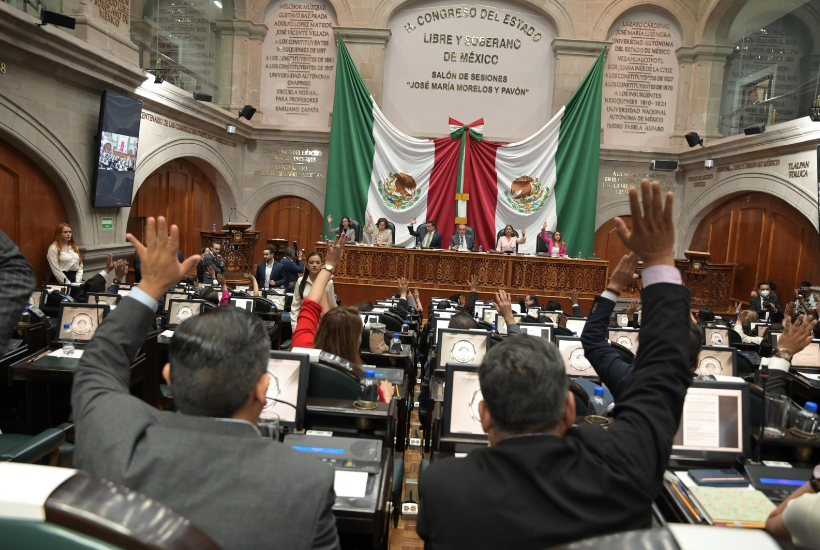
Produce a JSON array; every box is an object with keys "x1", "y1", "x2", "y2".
[
  {"x1": 0, "y1": 63, "x2": 6, "y2": 74},
  {"x1": 600, "y1": 171, "x2": 673, "y2": 195},
  {"x1": 93, "y1": 0, "x2": 130, "y2": 26},
  {"x1": 258, "y1": 148, "x2": 326, "y2": 178}
]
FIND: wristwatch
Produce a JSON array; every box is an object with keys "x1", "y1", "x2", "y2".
[
  {"x1": 773, "y1": 348, "x2": 793, "y2": 362},
  {"x1": 323, "y1": 264, "x2": 334, "y2": 273},
  {"x1": 811, "y1": 464, "x2": 820, "y2": 492}
]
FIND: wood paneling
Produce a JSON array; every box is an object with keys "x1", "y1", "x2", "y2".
[
  {"x1": 254, "y1": 196, "x2": 324, "y2": 259},
  {"x1": 689, "y1": 192, "x2": 820, "y2": 304},
  {"x1": 593, "y1": 216, "x2": 633, "y2": 267},
  {"x1": 129, "y1": 159, "x2": 222, "y2": 259},
  {"x1": 0, "y1": 136, "x2": 69, "y2": 285}
]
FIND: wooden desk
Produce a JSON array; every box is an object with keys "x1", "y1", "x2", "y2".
[{"x1": 315, "y1": 244, "x2": 608, "y2": 309}]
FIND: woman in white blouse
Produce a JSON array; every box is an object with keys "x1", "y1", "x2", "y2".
[
  {"x1": 364, "y1": 216, "x2": 393, "y2": 246},
  {"x1": 47, "y1": 222, "x2": 83, "y2": 283},
  {"x1": 496, "y1": 225, "x2": 527, "y2": 252},
  {"x1": 290, "y1": 251, "x2": 337, "y2": 330}
]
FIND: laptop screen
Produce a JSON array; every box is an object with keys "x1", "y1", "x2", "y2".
[
  {"x1": 556, "y1": 336, "x2": 597, "y2": 377},
  {"x1": 261, "y1": 351, "x2": 309, "y2": 431},
  {"x1": 86, "y1": 293, "x2": 119, "y2": 306},
  {"x1": 57, "y1": 304, "x2": 108, "y2": 342},
  {"x1": 167, "y1": 300, "x2": 204, "y2": 328},
  {"x1": 608, "y1": 329, "x2": 639, "y2": 354},
  {"x1": 704, "y1": 327, "x2": 729, "y2": 346},
  {"x1": 565, "y1": 318, "x2": 586, "y2": 336},
  {"x1": 695, "y1": 346, "x2": 737, "y2": 377},
  {"x1": 792, "y1": 342, "x2": 820, "y2": 367},
  {"x1": 442, "y1": 365, "x2": 488, "y2": 443},
  {"x1": 230, "y1": 298, "x2": 254, "y2": 312},
  {"x1": 672, "y1": 380, "x2": 749, "y2": 461},
  {"x1": 437, "y1": 329, "x2": 490, "y2": 371},
  {"x1": 518, "y1": 324, "x2": 553, "y2": 340},
  {"x1": 28, "y1": 290, "x2": 44, "y2": 309},
  {"x1": 482, "y1": 308, "x2": 497, "y2": 324},
  {"x1": 495, "y1": 313, "x2": 526, "y2": 335}
]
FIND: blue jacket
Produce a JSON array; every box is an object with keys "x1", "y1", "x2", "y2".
[{"x1": 580, "y1": 295, "x2": 633, "y2": 401}]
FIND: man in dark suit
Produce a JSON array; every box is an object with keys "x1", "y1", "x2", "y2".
[
  {"x1": 448, "y1": 224, "x2": 475, "y2": 251},
  {"x1": 254, "y1": 247, "x2": 283, "y2": 289},
  {"x1": 750, "y1": 280, "x2": 783, "y2": 321},
  {"x1": 417, "y1": 180, "x2": 693, "y2": 549},
  {"x1": 408, "y1": 218, "x2": 442, "y2": 249},
  {"x1": 72, "y1": 218, "x2": 339, "y2": 550},
  {"x1": 201, "y1": 242, "x2": 225, "y2": 284},
  {"x1": 279, "y1": 247, "x2": 304, "y2": 289},
  {"x1": 0, "y1": 230, "x2": 35, "y2": 356}
]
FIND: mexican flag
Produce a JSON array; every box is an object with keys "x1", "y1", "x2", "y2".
[{"x1": 324, "y1": 36, "x2": 604, "y2": 255}]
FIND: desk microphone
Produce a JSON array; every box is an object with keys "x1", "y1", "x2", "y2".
[{"x1": 755, "y1": 361, "x2": 770, "y2": 462}]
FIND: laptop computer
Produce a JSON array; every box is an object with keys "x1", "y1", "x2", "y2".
[
  {"x1": 608, "y1": 328, "x2": 639, "y2": 354},
  {"x1": 441, "y1": 364, "x2": 489, "y2": 450},
  {"x1": 556, "y1": 336, "x2": 597, "y2": 378},
  {"x1": 695, "y1": 346, "x2": 738, "y2": 377},
  {"x1": 436, "y1": 328, "x2": 491, "y2": 375},
  {"x1": 261, "y1": 350, "x2": 309, "y2": 433},
  {"x1": 704, "y1": 327, "x2": 730, "y2": 347},
  {"x1": 56, "y1": 302, "x2": 110, "y2": 345},
  {"x1": 518, "y1": 323, "x2": 553, "y2": 341},
  {"x1": 166, "y1": 299, "x2": 205, "y2": 329},
  {"x1": 494, "y1": 313, "x2": 526, "y2": 335},
  {"x1": 565, "y1": 317, "x2": 587, "y2": 336},
  {"x1": 229, "y1": 297, "x2": 254, "y2": 312},
  {"x1": 86, "y1": 293, "x2": 120, "y2": 306},
  {"x1": 745, "y1": 465, "x2": 813, "y2": 503},
  {"x1": 791, "y1": 341, "x2": 820, "y2": 368}
]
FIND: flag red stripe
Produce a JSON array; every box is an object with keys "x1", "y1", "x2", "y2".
[
  {"x1": 428, "y1": 136, "x2": 461, "y2": 241},
  {"x1": 465, "y1": 139, "x2": 501, "y2": 250}
]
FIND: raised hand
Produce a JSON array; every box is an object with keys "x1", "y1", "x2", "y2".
[
  {"x1": 518, "y1": 294, "x2": 526, "y2": 303},
  {"x1": 737, "y1": 310, "x2": 748, "y2": 326},
  {"x1": 614, "y1": 179, "x2": 674, "y2": 268},
  {"x1": 469, "y1": 275, "x2": 479, "y2": 293},
  {"x1": 751, "y1": 289, "x2": 758, "y2": 299},
  {"x1": 521, "y1": 227, "x2": 526, "y2": 237},
  {"x1": 216, "y1": 273, "x2": 226, "y2": 289},
  {"x1": 569, "y1": 289, "x2": 578, "y2": 305},
  {"x1": 413, "y1": 289, "x2": 421, "y2": 310},
  {"x1": 104, "y1": 253, "x2": 115, "y2": 273},
  {"x1": 557, "y1": 313, "x2": 568, "y2": 328},
  {"x1": 126, "y1": 216, "x2": 201, "y2": 300},
  {"x1": 542, "y1": 221, "x2": 547, "y2": 230},
  {"x1": 367, "y1": 215, "x2": 373, "y2": 226},
  {"x1": 785, "y1": 301, "x2": 796, "y2": 318},
  {"x1": 607, "y1": 252, "x2": 639, "y2": 293},
  {"x1": 324, "y1": 233, "x2": 346, "y2": 269},
  {"x1": 327, "y1": 215, "x2": 333, "y2": 225},
  {"x1": 397, "y1": 277, "x2": 409, "y2": 298},
  {"x1": 494, "y1": 289, "x2": 515, "y2": 325},
  {"x1": 778, "y1": 314, "x2": 818, "y2": 356},
  {"x1": 410, "y1": 217, "x2": 416, "y2": 225},
  {"x1": 626, "y1": 299, "x2": 639, "y2": 318},
  {"x1": 114, "y1": 260, "x2": 128, "y2": 281}
]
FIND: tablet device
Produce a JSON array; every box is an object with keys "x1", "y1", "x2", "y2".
[
  {"x1": 57, "y1": 302, "x2": 110, "y2": 343},
  {"x1": 436, "y1": 328, "x2": 490, "y2": 372},
  {"x1": 441, "y1": 364, "x2": 488, "y2": 444},
  {"x1": 608, "y1": 328, "x2": 639, "y2": 353},
  {"x1": 261, "y1": 351, "x2": 309, "y2": 432},
  {"x1": 556, "y1": 336, "x2": 597, "y2": 378},
  {"x1": 166, "y1": 299, "x2": 205, "y2": 329},
  {"x1": 695, "y1": 346, "x2": 737, "y2": 377}
]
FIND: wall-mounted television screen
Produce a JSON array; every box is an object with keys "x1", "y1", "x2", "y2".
[{"x1": 92, "y1": 90, "x2": 142, "y2": 207}]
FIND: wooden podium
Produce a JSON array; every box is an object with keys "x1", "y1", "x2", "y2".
[
  {"x1": 675, "y1": 250, "x2": 736, "y2": 314},
  {"x1": 200, "y1": 223, "x2": 259, "y2": 284}
]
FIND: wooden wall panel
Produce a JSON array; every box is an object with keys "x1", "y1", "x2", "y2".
[
  {"x1": 129, "y1": 158, "x2": 222, "y2": 260},
  {"x1": 593, "y1": 216, "x2": 632, "y2": 266},
  {"x1": 254, "y1": 196, "x2": 324, "y2": 260},
  {"x1": 689, "y1": 192, "x2": 820, "y2": 305},
  {"x1": 0, "y1": 136, "x2": 69, "y2": 285}
]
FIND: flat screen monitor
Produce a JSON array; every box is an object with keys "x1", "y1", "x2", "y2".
[
  {"x1": 436, "y1": 328, "x2": 490, "y2": 372},
  {"x1": 556, "y1": 335, "x2": 597, "y2": 378},
  {"x1": 441, "y1": 364, "x2": 488, "y2": 444},
  {"x1": 792, "y1": 341, "x2": 820, "y2": 368},
  {"x1": 261, "y1": 351, "x2": 309, "y2": 432},
  {"x1": 362, "y1": 314, "x2": 381, "y2": 325},
  {"x1": 495, "y1": 313, "x2": 526, "y2": 335},
  {"x1": 47, "y1": 284, "x2": 69, "y2": 295},
  {"x1": 615, "y1": 313, "x2": 630, "y2": 327},
  {"x1": 768, "y1": 330, "x2": 782, "y2": 350},
  {"x1": 433, "y1": 311, "x2": 456, "y2": 320},
  {"x1": 510, "y1": 303, "x2": 521, "y2": 314},
  {"x1": 234, "y1": 285, "x2": 250, "y2": 292},
  {"x1": 751, "y1": 322, "x2": 770, "y2": 337},
  {"x1": 518, "y1": 324, "x2": 553, "y2": 340},
  {"x1": 482, "y1": 308, "x2": 497, "y2": 324},
  {"x1": 695, "y1": 346, "x2": 737, "y2": 377},
  {"x1": 474, "y1": 305, "x2": 487, "y2": 320},
  {"x1": 608, "y1": 328, "x2": 639, "y2": 354},
  {"x1": 565, "y1": 317, "x2": 587, "y2": 336},
  {"x1": 57, "y1": 303, "x2": 109, "y2": 342},
  {"x1": 28, "y1": 289, "x2": 45, "y2": 309},
  {"x1": 230, "y1": 298, "x2": 254, "y2": 312},
  {"x1": 704, "y1": 327, "x2": 730, "y2": 347},
  {"x1": 92, "y1": 90, "x2": 142, "y2": 207},
  {"x1": 265, "y1": 294, "x2": 286, "y2": 310},
  {"x1": 86, "y1": 293, "x2": 120, "y2": 306},
  {"x1": 166, "y1": 299, "x2": 205, "y2": 329},
  {"x1": 434, "y1": 319, "x2": 451, "y2": 346},
  {"x1": 540, "y1": 312, "x2": 561, "y2": 323},
  {"x1": 376, "y1": 300, "x2": 397, "y2": 307},
  {"x1": 671, "y1": 379, "x2": 749, "y2": 462},
  {"x1": 527, "y1": 307, "x2": 541, "y2": 318},
  {"x1": 163, "y1": 292, "x2": 190, "y2": 312}
]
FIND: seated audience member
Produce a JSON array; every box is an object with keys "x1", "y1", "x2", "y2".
[
  {"x1": 767, "y1": 479, "x2": 820, "y2": 550},
  {"x1": 357, "y1": 301, "x2": 374, "y2": 312},
  {"x1": 794, "y1": 281, "x2": 818, "y2": 318},
  {"x1": 201, "y1": 286, "x2": 220, "y2": 305},
  {"x1": 408, "y1": 218, "x2": 442, "y2": 249},
  {"x1": 580, "y1": 252, "x2": 702, "y2": 401},
  {"x1": 71, "y1": 217, "x2": 339, "y2": 550},
  {"x1": 541, "y1": 222, "x2": 568, "y2": 257},
  {"x1": 206, "y1": 267, "x2": 230, "y2": 305},
  {"x1": 518, "y1": 293, "x2": 540, "y2": 313},
  {"x1": 291, "y1": 235, "x2": 392, "y2": 402},
  {"x1": 184, "y1": 274, "x2": 198, "y2": 288},
  {"x1": 694, "y1": 307, "x2": 714, "y2": 326},
  {"x1": 496, "y1": 225, "x2": 526, "y2": 253},
  {"x1": 279, "y1": 247, "x2": 305, "y2": 290},
  {"x1": 449, "y1": 224, "x2": 476, "y2": 251},
  {"x1": 255, "y1": 247, "x2": 283, "y2": 289},
  {"x1": 545, "y1": 300, "x2": 562, "y2": 312},
  {"x1": 733, "y1": 310, "x2": 764, "y2": 344},
  {"x1": 449, "y1": 312, "x2": 478, "y2": 330},
  {"x1": 364, "y1": 216, "x2": 393, "y2": 246},
  {"x1": 760, "y1": 314, "x2": 816, "y2": 396},
  {"x1": 418, "y1": 180, "x2": 693, "y2": 549},
  {"x1": 79, "y1": 254, "x2": 128, "y2": 302},
  {"x1": 751, "y1": 280, "x2": 783, "y2": 320},
  {"x1": 291, "y1": 252, "x2": 336, "y2": 329},
  {"x1": 0, "y1": 229, "x2": 36, "y2": 355}
]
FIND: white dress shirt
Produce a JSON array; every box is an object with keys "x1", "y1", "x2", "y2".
[
  {"x1": 48, "y1": 244, "x2": 84, "y2": 282},
  {"x1": 264, "y1": 262, "x2": 274, "y2": 289}
]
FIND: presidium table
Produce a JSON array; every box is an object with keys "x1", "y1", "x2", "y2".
[{"x1": 315, "y1": 243, "x2": 609, "y2": 311}]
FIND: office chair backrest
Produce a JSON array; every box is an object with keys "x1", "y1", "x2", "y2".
[
  {"x1": 348, "y1": 218, "x2": 362, "y2": 242},
  {"x1": 536, "y1": 231, "x2": 552, "y2": 253},
  {"x1": 308, "y1": 362, "x2": 361, "y2": 399},
  {"x1": 609, "y1": 341, "x2": 635, "y2": 363},
  {"x1": 568, "y1": 380, "x2": 589, "y2": 416},
  {"x1": 464, "y1": 225, "x2": 475, "y2": 241},
  {"x1": 386, "y1": 221, "x2": 396, "y2": 244}
]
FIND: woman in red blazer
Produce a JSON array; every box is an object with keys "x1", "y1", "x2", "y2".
[{"x1": 541, "y1": 222, "x2": 567, "y2": 257}]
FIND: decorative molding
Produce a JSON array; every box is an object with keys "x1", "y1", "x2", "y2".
[
  {"x1": 552, "y1": 38, "x2": 609, "y2": 57},
  {"x1": 676, "y1": 43, "x2": 735, "y2": 63},
  {"x1": 71, "y1": 14, "x2": 140, "y2": 52},
  {"x1": 334, "y1": 27, "x2": 391, "y2": 45},
  {"x1": 212, "y1": 19, "x2": 269, "y2": 39}
]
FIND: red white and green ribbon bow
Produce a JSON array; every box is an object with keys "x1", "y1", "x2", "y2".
[{"x1": 448, "y1": 117, "x2": 484, "y2": 223}]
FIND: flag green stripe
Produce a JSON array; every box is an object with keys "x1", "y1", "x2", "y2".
[
  {"x1": 555, "y1": 49, "x2": 605, "y2": 257},
  {"x1": 324, "y1": 36, "x2": 375, "y2": 238}
]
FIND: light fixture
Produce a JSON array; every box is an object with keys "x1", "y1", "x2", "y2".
[
  {"x1": 743, "y1": 124, "x2": 765, "y2": 135},
  {"x1": 193, "y1": 91, "x2": 213, "y2": 102},
  {"x1": 226, "y1": 124, "x2": 236, "y2": 135},
  {"x1": 153, "y1": 72, "x2": 164, "y2": 84},
  {"x1": 705, "y1": 159, "x2": 714, "y2": 170},
  {"x1": 684, "y1": 131, "x2": 703, "y2": 147},
  {"x1": 39, "y1": 10, "x2": 75, "y2": 29},
  {"x1": 238, "y1": 105, "x2": 257, "y2": 121},
  {"x1": 213, "y1": 0, "x2": 222, "y2": 7}
]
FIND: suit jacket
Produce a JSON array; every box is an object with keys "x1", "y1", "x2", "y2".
[
  {"x1": 134, "y1": 251, "x2": 183, "y2": 283},
  {"x1": 0, "y1": 230, "x2": 35, "y2": 356},
  {"x1": 72, "y1": 296, "x2": 339, "y2": 550},
  {"x1": 417, "y1": 283, "x2": 693, "y2": 550},
  {"x1": 255, "y1": 260, "x2": 283, "y2": 289},
  {"x1": 280, "y1": 256, "x2": 305, "y2": 286},
  {"x1": 201, "y1": 252, "x2": 225, "y2": 283},
  {"x1": 543, "y1": 234, "x2": 567, "y2": 257},
  {"x1": 580, "y1": 295, "x2": 633, "y2": 401},
  {"x1": 364, "y1": 226, "x2": 393, "y2": 246},
  {"x1": 408, "y1": 225, "x2": 442, "y2": 249},
  {"x1": 448, "y1": 234, "x2": 475, "y2": 251},
  {"x1": 750, "y1": 294, "x2": 783, "y2": 318}
]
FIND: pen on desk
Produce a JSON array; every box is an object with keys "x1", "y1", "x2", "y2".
[
  {"x1": 671, "y1": 483, "x2": 702, "y2": 521},
  {"x1": 394, "y1": 385, "x2": 399, "y2": 397}
]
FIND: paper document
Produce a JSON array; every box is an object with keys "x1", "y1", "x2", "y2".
[
  {"x1": 160, "y1": 330, "x2": 175, "y2": 337},
  {"x1": 334, "y1": 470, "x2": 368, "y2": 498},
  {"x1": 682, "y1": 393, "x2": 719, "y2": 448},
  {"x1": 48, "y1": 349, "x2": 84, "y2": 358}
]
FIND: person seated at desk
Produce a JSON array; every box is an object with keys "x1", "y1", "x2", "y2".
[
  {"x1": 496, "y1": 225, "x2": 526, "y2": 253},
  {"x1": 0, "y1": 229, "x2": 35, "y2": 355},
  {"x1": 408, "y1": 218, "x2": 442, "y2": 249},
  {"x1": 291, "y1": 235, "x2": 392, "y2": 403},
  {"x1": 449, "y1": 224, "x2": 475, "y2": 252},
  {"x1": 364, "y1": 216, "x2": 392, "y2": 246},
  {"x1": 71, "y1": 217, "x2": 340, "y2": 550},
  {"x1": 767, "y1": 476, "x2": 820, "y2": 550},
  {"x1": 327, "y1": 215, "x2": 356, "y2": 244},
  {"x1": 541, "y1": 223, "x2": 567, "y2": 257},
  {"x1": 79, "y1": 254, "x2": 129, "y2": 303},
  {"x1": 205, "y1": 267, "x2": 230, "y2": 306},
  {"x1": 291, "y1": 251, "x2": 336, "y2": 330},
  {"x1": 733, "y1": 309, "x2": 764, "y2": 344},
  {"x1": 417, "y1": 180, "x2": 694, "y2": 550}
]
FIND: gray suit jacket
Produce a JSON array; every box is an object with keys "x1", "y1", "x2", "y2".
[
  {"x1": 0, "y1": 230, "x2": 35, "y2": 356},
  {"x1": 201, "y1": 252, "x2": 225, "y2": 283},
  {"x1": 448, "y1": 234, "x2": 475, "y2": 251},
  {"x1": 72, "y1": 297, "x2": 339, "y2": 550}
]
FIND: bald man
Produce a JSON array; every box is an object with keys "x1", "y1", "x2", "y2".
[{"x1": 449, "y1": 225, "x2": 476, "y2": 252}]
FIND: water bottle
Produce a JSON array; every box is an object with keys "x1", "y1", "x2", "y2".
[
  {"x1": 479, "y1": 244, "x2": 483, "y2": 252},
  {"x1": 589, "y1": 386, "x2": 606, "y2": 416},
  {"x1": 389, "y1": 332, "x2": 403, "y2": 354},
  {"x1": 577, "y1": 250, "x2": 582, "y2": 259},
  {"x1": 21, "y1": 307, "x2": 31, "y2": 324},
  {"x1": 212, "y1": 221, "x2": 217, "y2": 232},
  {"x1": 62, "y1": 323, "x2": 75, "y2": 355},
  {"x1": 793, "y1": 401, "x2": 819, "y2": 435},
  {"x1": 357, "y1": 369, "x2": 378, "y2": 406},
  {"x1": 401, "y1": 320, "x2": 409, "y2": 334},
  {"x1": 492, "y1": 324, "x2": 497, "y2": 333}
]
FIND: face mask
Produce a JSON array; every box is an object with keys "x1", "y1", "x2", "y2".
[{"x1": 760, "y1": 290, "x2": 770, "y2": 298}]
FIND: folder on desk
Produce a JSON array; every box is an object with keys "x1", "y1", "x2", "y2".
[{"x1": 688, "y1": 486, "x2": 775, "y2": 527}]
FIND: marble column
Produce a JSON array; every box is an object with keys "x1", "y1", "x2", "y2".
[
  {"x1": 334, "y1": 27, "x2": 390, "y2": 106},
  {"x1": 551, "y1": 38, "x2": 610, "y2": 118},
  {"x1": 212, "y1": 19, "x2": 268, "y2": 113}
]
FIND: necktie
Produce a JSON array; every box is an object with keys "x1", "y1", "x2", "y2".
[
  {"x1": 461, "y1": 236, "x2": 465, "y2": 250},
  {"x1": 424, "y1": 232, "x2": 432, "y2": 247}
]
